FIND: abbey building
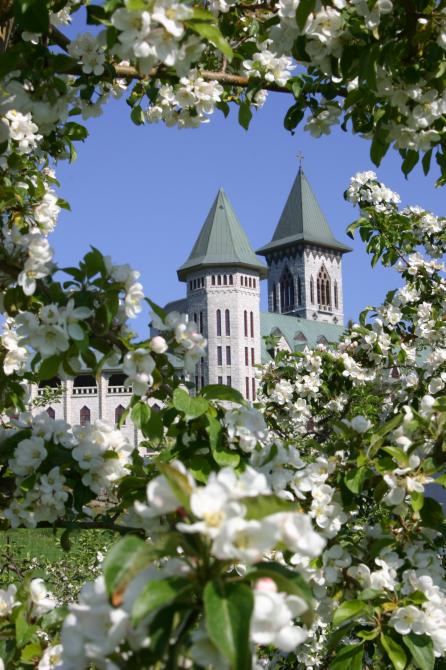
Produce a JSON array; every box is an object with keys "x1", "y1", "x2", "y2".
[{"x1": 31, "y1": 168, "x2": 351, "y2": 434}]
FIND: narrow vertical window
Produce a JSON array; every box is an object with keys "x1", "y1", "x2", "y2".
[
  {"x1": 217, "y1": 346, "x2": 222, "y2": 365},
  {"x1": 224, "y1": 275, "x2": 227, "y2": 285},
  {"x1": 252, "y1": 378, "x2": 256, "y2": 400},
  {"x1": 226, "y1": 376, "x2": 232, "y2": 387},
  {"x1": 115, "y1": 404, "x2": 126, "y2": 426},
  {"x1": 225, "y1": 309, "x2": 230, "y2": 336},
  {"x1": 46, "y1": 407, "x2": 55, "y2": 419},
  {"x1": 201, "y1": 375, "x2": 204, "y2": 388},
  {"x1": 245, "y1": 347, "x2": 249, "y2": 366},
  {"x1": 244, "y1": 310, "x2": 248, "y2": 337},
  {"x1": 229, "y1": 275, "x2": 233, "y2": 285},
  {"x1": 195, "y1": 375, "x2": 199, "y2": 389},
  {"x1": 226, "y1": 346, "x2": 231, "y2": 365},
  {"x1": 80, "y1": 406, "x2": 90, "y2": 427},
  {"x1": 310, "y1": 276, "x2": 315, "y2": 304},
  {"x1": 194, "y1": 312, "x2": 198, "y2": 326},
  {"x1": 201, "y1": 277, "x2": 204, "y2": 287},
  {"x1": 199, "y1": 311, "x2": 203, "y2": 334},
  {"x1": 218, "y1": 376, "x2": 223, "y2": 385},
  {"x1": 251, "y1": 348, "x2": 255, "y2": 366},
  {"x1": 250, "y1": 311, "x2": 254, "y2": 338},
  {"x1": 253, "y1": 278, "x2": 256, "y2": 289},
  {"x1": 334, "y1": 281, "x2": 338, "y2": 309},
  {"x1": 298, "y1": 276, "x2": 302, "y2": 306},
  {"x1": 189, "y1": 281, "x2": 192, "y2": 291},
  {"x1": 218, "y1": 275, "x2": 222, "y2": 285},
  {"x1": 212, "y1": 275, "x2": 215, "y2": 285},
  {"x1": 216, "y1": 309, "x2": 221, "y2": 336},
  {"x1": 249, "y1": 277, "x2": 252, "y2": 288},
  {"x1": 273, "y1": 283, "x2": 277, "y2": 312},
  {"x1": 245, "y1": 377, "x2": 250, "y2": 400}
]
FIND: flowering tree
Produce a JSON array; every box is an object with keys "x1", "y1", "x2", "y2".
[{"x1": 1, "y1": 1, "x2": 446, "y2": 669}]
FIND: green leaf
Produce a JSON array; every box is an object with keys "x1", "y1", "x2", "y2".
[
  {"x1": 131, "y1": 402, "x2": 151, "y2": 429},
  {"x1": 130, "y1": 105, "x2": 145, "y2": 125},
  {"x1": 329, "y1": 643, "x2": 364, "y2": 670},
  {"x1": 173, "y1": 388, "x2": 209, "y2": 419},
  {"x1": 295, "y1": 0, "x2": 315, "y2": 29},
  {"x1": 132, "y1": 576, "x2": 192, "y2": 625},
  {"x1": 370, "y1": 135, "x2": 390, "y2": 167},
  {"x1": 401, "y1": 149, "x2": 419, "y2": 177},
  {"x1": 204, "y1": 580, "x2": 253, "y2": 670},
  {"x1": 332, "y1": 600, "x2": 370, "y2": 628},
  {"x1": 381, "y1": 633, "x2": 407, "y2": 670},
  {"x1": 238, "y1": 101, "x2": 252, "y2": 130},
  {"x1": 158, "y1": 462, "x2": 193, "y2": 510},
  {"x1": 189, "y1": 455, "x2": 212, "y2": 483},
  {"x1": 186, "y1": 20, "x2": 233, "y2": 59},
  {"x1": 103, "y1": 535, "x2": 153, "y2": 604},
  {"x1": 411, "y1": 490, "x2": 424, "y2": 512},
  {"x1": 201, "y1": 384, "x2": 244, "y2": 404},
  {"x1": 247, "y1": 562, "x2": 313, "y2": 606},
  {"x1": 39, "y1": 355, "x2": 60, "y2": 380},
  {"x1": 344, "y1": 467, "x2": 372, "y2": 494},
  {"x1": 64, "y1": 121, "x2": 89, "y2": 141},
  {"x1": 402, "y1": 633, "x2": 435, "y2": 670},
  {"x1": 240, "y1": 494, "x2": 297, "y2": 520},
  {"x1": 422, "y1": 149, "x2": 432, "y2": 176},
  {"x1": 13, "y1": 0, "x2": 49, "y2": 32},
  {"x1": 284, "y1": 103, "x2": 304, "y2": 131},
  {"x1": 15, "y1": 607, "x2": 37, "y2": 648},
  {"x1": 86, "y1": 4, "x2": 110, "y2": 24},
  {"x1": 420, "y1": 497, "x2": 444, "y2": 529}
]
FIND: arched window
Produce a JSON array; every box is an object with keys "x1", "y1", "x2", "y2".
[
  {"x1": 46, "y1": 407, "x2": 55, "y2": 419},
  {"x1": 279, "y1": 267, "x2": 295, "y2": 313},
  {"x1": 223, "y1": 275, "x2": 227, "y2": 285},
  {"x1": 297, "y1": 276, "x2": 302, "y2": 306},
  {"x1": 249, "y1": 277, "x2": 252, "y2": 287},
  {"x1": 225, "y1": 309, "x2": 230, "y2": 336},
  {"x1": 80, "y1": 406, "x2": 90, "y2": 426},
  {"x1": 244, "y1": 310, "x2": 248, "y2": 337},
  {"x1": 250, "y1": 311, "x2": 254, "y2": 338},
  {"x1": 216, "y1": 309, "x2": 221, "y2": 336},
  {"x1": 317, "y1": 266, "x2": 331, "y2": 309},
  {"x1": 217, "y1": 275, "x2": 222, "y2": 285},
  {"x1": 334, "y1": 281, "x2": 338, "y2": 309},
  {"x1": 253, "y1": 278, "x2": 256, "y2": 289},
  {"x1": 272, "y1": 283, "x2": 277, "y2": 312},
  {"x1": 310, "y1": 276, "x2": 315, "y2": 304},
  {"x1": 212, "y1": 275, "x2": 215, "y2": 285},
  {"x1": 241, "y1": 276, "x2": 244, "y2": 286},
  {"x1": 115, "y1": 404, "x2": 126, "y2": 426},
  {"x1": 229, "y1": 275, "x2": 233, "y2": 285}
]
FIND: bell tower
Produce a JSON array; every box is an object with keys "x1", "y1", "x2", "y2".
[{"x1": 256, "y1": 168, "x2": 351, "y2": 325}]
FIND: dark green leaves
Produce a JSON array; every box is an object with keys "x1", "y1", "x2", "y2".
[
  {"x1": 103, "y1": 535, "x2": 153, "y2": 604},
  {"x1": 239, "y1": 101, "x2": 253, "y2": 130},
  {"x1": 403, "y1": 633, "x2": 435, "y2": 670},
  {"x1": 381, "y1": 633, "x2": 407, "y2": 670},
  {"x1": 201, "y1": 384, "x2": 244, "y2": 404},
  {"x1": 295, "y1": 0, "x2": 316, "y2": 30},
  {"x1": 132, "y1": 577, "x2": 192, "y2": 625},
  {"x1": 332, "y1": 600, "x2": 371, "y2": 628},
  {"x1": 247, "y1": 562, "x2": 312, "y2": 606},
  {"x1": 329, "y1": 643, "x2": 364, "y2": 670},
  {"x1": 13, "y1": 0, "x2": 49, "y2": 32},
  {"x1": 131, "y1": 401, "x2": 151, "y2": 429},
  {"x1": 186, "y1": 10, "x2": 233, "y2": 60},
  {"x1": 204, "y1": 580, "x2": 253, "y2": 670}
]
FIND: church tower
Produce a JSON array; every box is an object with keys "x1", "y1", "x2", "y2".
[
  {"x1": 256, "y1": 168, "x2": 351, "y2": 325},
  {"x1": 177, "y1": 189, "x2": 268, "y2": 400}
]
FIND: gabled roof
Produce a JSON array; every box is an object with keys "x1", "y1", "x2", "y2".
[
  {"x1": 260, "y1": 312, "x2": 345, "y2": 362},
  {"x1": 177, "y1": 188, "x2": 268, "y2": 281},
  {"x1": 256, "y1": 168, "x2": 352, "y2": 256}
]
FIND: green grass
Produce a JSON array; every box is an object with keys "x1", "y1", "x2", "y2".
[{"x1": 0, "y1": 529, "x2": 65, "y2": 562}]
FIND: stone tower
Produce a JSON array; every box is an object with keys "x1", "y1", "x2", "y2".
[
  {"x1": 256, "y1": 168, "x2": 351, "y2": 325},
  {"x1": 177, "y1": 188, "x2": 268, "y2": 400}
]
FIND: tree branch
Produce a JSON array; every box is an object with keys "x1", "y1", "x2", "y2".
[{"x1": 36, "y1": 519, "x2": 145, "y2": 536}]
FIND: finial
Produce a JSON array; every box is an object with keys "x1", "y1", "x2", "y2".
[{"x1": 297, "y1": 151, "x2": 304, "y2": 170}]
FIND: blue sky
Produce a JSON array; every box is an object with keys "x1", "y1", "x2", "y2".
[{"x1": 52, "y1": 80, "x2": 445, "y2": 336}]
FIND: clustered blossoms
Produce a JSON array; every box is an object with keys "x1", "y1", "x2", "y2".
[
  {"x1": 242, "y1": 42, "x2": 295, "y2": 88},
  {"x1": 145, "y1": 71, "x2": 224, "y2": 128},
  {"x1": 67, "y1": 33, "x2": 106, "y2": 76},
  {"x1": 2, "y1": 411, "x2": 135, "y2": 527},
  {"x1": 151, "y1": 309, "x2": 207, "y2": 372}
]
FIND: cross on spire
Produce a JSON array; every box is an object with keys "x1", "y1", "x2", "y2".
[{"x1": 297, "y1": 151, "x2": 304, "y2": 170}]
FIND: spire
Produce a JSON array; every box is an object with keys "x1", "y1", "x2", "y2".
[
  {"x1": 177, "y1": 188, "x2": 267, "y2": 281},
  {"x1": 256, "y1": 168, "x2": 352, "y2": 256}
]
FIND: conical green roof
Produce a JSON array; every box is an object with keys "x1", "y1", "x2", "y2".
[
  {"x1": 256, "y1": 168, "x2": 352, "y2": 256},
  {"x1": 177, "y1": 188, "x2": 268, "y2": 281}
]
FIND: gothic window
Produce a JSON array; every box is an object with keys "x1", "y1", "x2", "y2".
[
  {"x1": 189, "y1": 281, "x2": 192, "y2": 290},
  {"x1": 80, "y1": 405, "x2": 90, "y2": 426},
  {"x1": 250, "y1": 311, "x2": 254, "y2": 338},
  {"x1": 226, "y1": 376, "x2": 232, "y2": 387},
  {"x1": 212, "y1": 275, "x2": 215, "y2": 285},
  {"x1": 334, "y1": 281, "x2": 338, "y2": 309},
  {"x1": 297, "y1": 276, "x2": 302, "y2": 306},
  {"x1": 245, "y1": 377, "x2": 250, "y2": 400},
  {"x1": 241, "y1": 276, "x2": 244, "y2": 286},
  {"x1": 226, "y1": 346, "x2": 231, "y2": 365},
  {"x1": 252, "y1": 378, "x2": 256, "y2": 400},
  {"x1": 217, "y1": 346, "x2": 222, "y2": 365},
  {"x1": 194, "y1": 312, "x2": 197, "y2": 325},
  {"x1": 225, "y1": 309, "x2": 230, "y2": 335},
  {"x1": 249, "y1": 277, "x2": 252, "y2": 287},
  {"x1": 310, "y1": 276, "x2": 315, "y2": 304},
  {"x1": 272, "y1": 283, "x2": 277, "y2": 312},
  {"x1": 279, "y1": 267, "x2": 295, "y2": 313},
  {"x1": 244, "y1": 310, "x2": 248, "y2": 337},
  {"x1": 195, "y1": 375, "x2": 199, "y2": 389},
  {"x1": 251, "y1": 348, "x2": 255, "y2": 366},
  {"x1": 216, "y1": 309, "x2": 221, "y2": 336},
  {"x1": 253, "y1": 278, "x2": 256, "y2": 289},
  {"x1": 115, "y1": 404, "x2": 126, "y2": 426},
  {"x1": 46, "y1": 407, "x2": 55, "y2": 419},
  {"x1": 200, "y1": 311, "x2": 203, "y2": 333},
  {"x1": 229, "y1": 275, "x2": 233, "y2": 285},
  {"x1": 245, "y1": 347, "x2": 249, "y2": 366},
  {"x1": 218, "y1": 275, "x2": 222, "y2": 285},
  {"x1": 201, "y1": 375, "x2": 204, "y2": 387},
  {"x1": 317, "y1": 266, "x2": 331, "y2": 309},
  {"x1": 224, "y1": 275, "x2": 227, "y2": 285}
]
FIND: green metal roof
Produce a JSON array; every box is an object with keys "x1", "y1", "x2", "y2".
[
  {"x1": 256, "y1": 169, "x2": 352, "y2": 256},
  {"x1": 260, "y1": 311, "x2": 345, "y2": 363},
  {"x1": 178, "y1": 188, "x2": 268, "y2": 281}
]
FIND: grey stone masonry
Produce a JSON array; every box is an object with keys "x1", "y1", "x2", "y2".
[{"x1": 185, "y1": 266, "x2": 262, "y2": 401}]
